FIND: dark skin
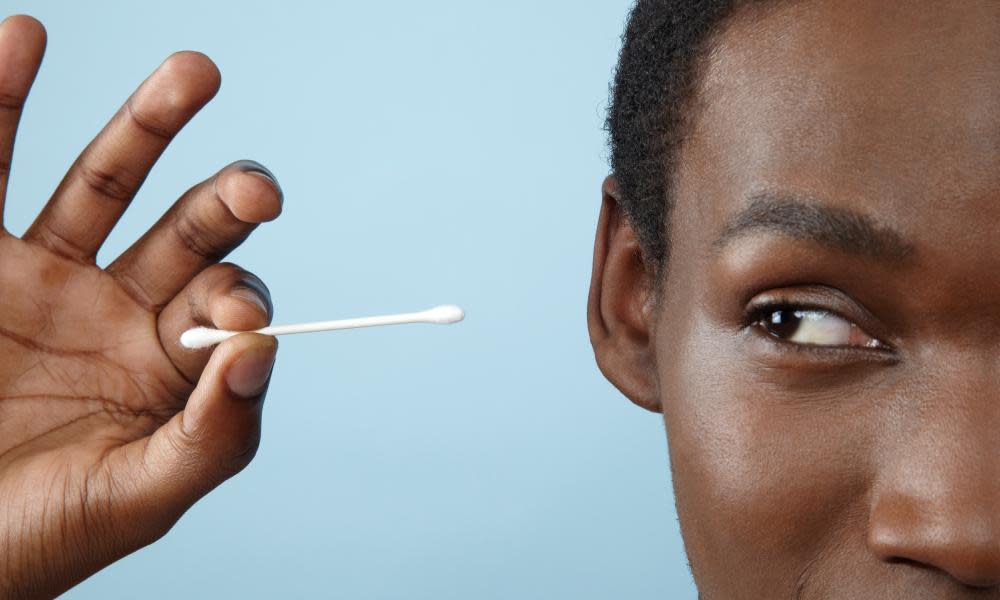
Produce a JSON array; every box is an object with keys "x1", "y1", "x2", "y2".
[
  {"x1": 590, "y1": 1, "x2": 1000, "y2": 598},
  {"x1": 0, "y1": 15, "x2": 281, "y2": 597}
]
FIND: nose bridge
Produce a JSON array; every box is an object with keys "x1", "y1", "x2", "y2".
[{"x1": 867, "y1": 354, "x2": 1000, "y2": 586}]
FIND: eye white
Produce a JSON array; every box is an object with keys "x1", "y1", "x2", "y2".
[{"x1": 786, "y1": 309, "x2": 854, "y2": 346}]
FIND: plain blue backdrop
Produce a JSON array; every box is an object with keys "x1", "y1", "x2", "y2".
[{"x1": 3, "y1": 2, "x2": 696, "y2": 597}]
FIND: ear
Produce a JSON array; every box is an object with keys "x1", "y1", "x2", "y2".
[{"x1": 587, "y1": 175, "x2": 660, "y2": 413}]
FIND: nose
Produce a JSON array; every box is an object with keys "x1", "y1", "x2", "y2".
[{"x1": 867, "y1": 368, "x2": 1000, "y2": 587}]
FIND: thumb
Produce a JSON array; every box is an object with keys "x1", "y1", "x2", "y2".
[{"x1": 117, "y1": 333, "x2": 278, "y2": 533}]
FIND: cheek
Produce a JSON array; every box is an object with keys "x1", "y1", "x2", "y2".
[{"x1": 658, "y1": 315, "x2": 877, "y2": 593}]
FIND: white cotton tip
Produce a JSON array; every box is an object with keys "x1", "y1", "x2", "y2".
[
  {"x1": 423, "y1": 304, "x2": 465, "y2": 324},
  {"x1": 180, "y1": 326, "x2": 238, "y2": 350}
]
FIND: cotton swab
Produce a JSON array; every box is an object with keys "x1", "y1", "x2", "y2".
[{"x1": 180, "y1": 304, "x2": 465, "y2": 350}]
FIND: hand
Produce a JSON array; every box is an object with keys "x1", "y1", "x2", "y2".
[{"x1": 0, "y1": 15, "x2": 282, "y2": 597}]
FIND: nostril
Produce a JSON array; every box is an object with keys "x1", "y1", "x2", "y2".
[
  {"x1": 869, "y1": 498, "x2": 1000, "y2": 588},
  {"x1": 885, "y1": 558, "x2": 1000, "y2": 589}
]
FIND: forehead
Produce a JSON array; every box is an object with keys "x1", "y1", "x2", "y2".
[{"x1": 672, "y1": 0, "x2": 1000, "y2": 265}]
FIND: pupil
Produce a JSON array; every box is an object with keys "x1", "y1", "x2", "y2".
[{"x1": 764, "y1": 309, "x2": 801, "y2": 339}]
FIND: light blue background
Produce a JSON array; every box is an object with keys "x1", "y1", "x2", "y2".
[{"x1": 4, "y1": 2, "x2": 695, "y2": 597}]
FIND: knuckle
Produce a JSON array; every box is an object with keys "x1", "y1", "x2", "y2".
[
  {"x1": 124, "y1": 277, "x2": 160, "y2": 311},
  {"x1": 110, "y1": 267, "x2": 161, "y2": 311},
  {"x1": 172, "y1": 415, "x2": 202, "y2": 456},
  {"x1": 220, "y1": 436, "x2": 261, "y2": 479},
  {"x1": 0, "y1": 91, "x2": 24, "y2": 113},
  {"x1": 124, "y1": 99, "x2": 174, "y2": 140},
  {"x1": 33, "y1": 221, "x2": 95, "y2": 262},
  {"x1": 173, "y1": 208, "x2": 235, "y2": 262},
  {"x1": 76, "y1": 159, "x2": 139, "y2": 203}
]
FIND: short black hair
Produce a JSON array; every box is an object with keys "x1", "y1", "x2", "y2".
[{"x1": 606, "y1": 0, "x2": 756, "y2": 274}]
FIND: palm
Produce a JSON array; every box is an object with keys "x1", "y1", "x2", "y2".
[
  {"x1": 0, "y1": 242, "x2": 171, "y2": 573},
  {"x1": 0, "y1": 234, "x2": 188, "y2": 482},
  {"x1": 0, "y1": 16, "x2": 283, "y2": 598}
]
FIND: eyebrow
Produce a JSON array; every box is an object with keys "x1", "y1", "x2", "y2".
[{"x1": 709, "y1": 191, "x2": 916, "y2": 263}]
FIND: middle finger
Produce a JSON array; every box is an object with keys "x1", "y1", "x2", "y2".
[{"x1": 23, "y1": 51, "x2": 220, "y2": 261}]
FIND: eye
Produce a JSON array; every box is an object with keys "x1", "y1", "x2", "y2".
[{"x1": 750, "y1": 304, "x2": 886, "y2": 349}]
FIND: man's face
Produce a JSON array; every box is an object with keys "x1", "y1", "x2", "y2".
[{"x1": 590, "y1": 0, "x2": 1000, "y2": 597}]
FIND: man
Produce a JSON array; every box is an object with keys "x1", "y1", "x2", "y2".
[
  {"x1": 590, "y1": 0, "x2": 1000, "y2": 597},
  {"x1": 3, "y1": 1, "x2": 1000, "y2": 597}
]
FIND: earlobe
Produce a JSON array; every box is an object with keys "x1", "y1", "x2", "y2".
[{"x1": 587, "y1": 175, "x2": 661, "y2": 413}]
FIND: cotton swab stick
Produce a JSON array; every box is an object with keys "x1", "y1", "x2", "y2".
[{"x1": 180, "y1": 304, "x2": 465, "y2": 350}]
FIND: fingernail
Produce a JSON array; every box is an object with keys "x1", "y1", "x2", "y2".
[
  {"x1": 231, "y1": 159, "x2": 282, "y2": 203},
  {"x1": 231, "y1": 275, "x2": 273, "y2": 320},
  {"x1": 226, "y1": 340, "x2": 277, "y2": 398}
]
